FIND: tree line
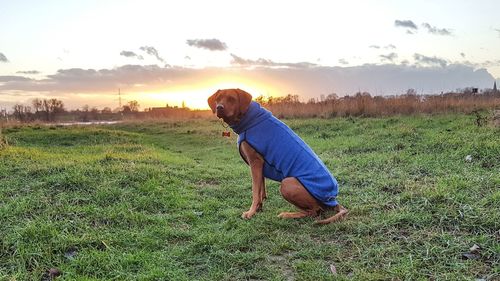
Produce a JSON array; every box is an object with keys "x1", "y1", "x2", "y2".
[
  {"x1": 13, "y1": 98, "x2": 64, "y2": 122},
  {"x1": 10, "y1": 99, "x2": 141, "y2": 122}
]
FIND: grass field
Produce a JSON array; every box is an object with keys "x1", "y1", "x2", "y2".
[{"x1": 0, "y1": 115, "x2": 499, "y2": 280}]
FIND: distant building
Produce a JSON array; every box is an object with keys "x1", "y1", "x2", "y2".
[{"x1": 147, "y1": 105, "x2": 190, "y2": 118}]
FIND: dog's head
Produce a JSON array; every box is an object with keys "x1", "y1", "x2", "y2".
[{"x1": 207, "y1": 88, "x2": 252, "y2": 124}]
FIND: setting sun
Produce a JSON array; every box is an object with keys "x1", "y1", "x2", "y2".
[{"x1": 135, "y1": 76, "x2": 281, "y2": 110}]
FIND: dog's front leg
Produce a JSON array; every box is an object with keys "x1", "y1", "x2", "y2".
[
  {"x1": 241, "y1": 159, "x2": 264, "y2": 219},
  {"x1": 240, "y1": 141, "x2": 265, "y2": 219}
]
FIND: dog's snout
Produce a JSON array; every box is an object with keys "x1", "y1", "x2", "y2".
[{"x1": 216, "y1": 104, "x2": 224, "y2": 111}]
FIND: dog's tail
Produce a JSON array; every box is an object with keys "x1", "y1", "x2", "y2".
[{"x1": 314, "y1": 204, "x2": 348, "y2": 225}]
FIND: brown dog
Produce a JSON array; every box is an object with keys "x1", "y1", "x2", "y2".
[{"x1": 208, "y1": 88, "x2": 347, "y2": 224}]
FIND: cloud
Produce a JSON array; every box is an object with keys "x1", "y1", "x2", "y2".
[
  {"x1": 247, "y1": 64, "x2": 494, "y2": 97},
  {"x1": 414, "y1": 53, "x2": 448, "y2": 67},
  {"x1": 370, "y1": 44, "x2": 395, "y2": 50},
  {"x1": 230, "y1": 54, "x2": 317, "y2": 68},
  {"x1": 421, "y1": 23, "x2": 452, "y2": 36},
  {"x1": 139, "y1": 46, "x2": 165, "y2": 63},
  {"x1": 380, "y1": 52, "x2": 398, "y2": 62},
  {"x1": 474, "y1": 59, "x2": 500, "y2": 68},
  {"x1": 0, "y1": 65, "x2": 175, "y2": 94},
  {"x1": 338, "y1": 59, "x2": 349, "y2": 65},
  {"x1": 16, "y1": 70, "x2": 40, "y2": 75},
  {"x1": 120, "y1": 50, "x2": 144, "y2": 60},
  {"x1": 0, "y1": 52, "x2": 8, "y2": 63},
  {"x1": 395, "y1": 20, "x2": 452, "y2": 36},
  {"x1": 0, "y1": 76, "x2": 33, "y2": 82},
  {"x1": 186, "y1": 39, "x2": 228, "y2": 51},
  {"x1": 395, "y1": 20, "x2": 418, "y2": 30},
  {"x1": 0, "y1": 63, "x2": 495, "y2": 103}
]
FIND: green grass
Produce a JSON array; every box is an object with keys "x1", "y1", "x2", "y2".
[{"x1": 0, "y1": 115, "x2": 498, "y2": 280}]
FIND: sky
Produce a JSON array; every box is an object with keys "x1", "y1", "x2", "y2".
[{"x1": 1, "y1": 0, "x2": 499, "y2": 110}]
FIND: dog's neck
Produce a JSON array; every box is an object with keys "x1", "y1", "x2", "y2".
[
  {"x1": 229, "y1": 102, "x2": 273, "y2": 135},
  {"x1": 222, "y1": 111, "x2": 244, "y2": 126}
]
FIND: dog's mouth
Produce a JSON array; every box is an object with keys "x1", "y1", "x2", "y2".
[
  {"x1": 216, "y1": 110, "x2": 225, "y2": 118},
  {"x1": 217, "y1": 110, "x2": 238, "y2": 125},
  {"x1": 217, "y1": 107, "x2": 234, "y2": 119}
]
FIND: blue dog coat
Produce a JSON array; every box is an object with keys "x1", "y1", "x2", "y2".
[{"x1": 230, "y1": 101, "x2": 339, "y2": 206}]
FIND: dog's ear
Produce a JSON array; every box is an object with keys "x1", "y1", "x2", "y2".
[
  {"x1": 207, "y1": 90, "x2": 220, "y2": 113},
  {"x1": 235, "y1": 88, "x2": 252, "y2": 113}
]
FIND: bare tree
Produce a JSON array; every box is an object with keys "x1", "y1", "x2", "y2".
[
  {"x1": 13, "y1": 104, "x2": 32, "y2": 122},
  {"x1": 42, "y1": 98, "x2": 65, "y2": 121},
  {"x1": 49, "y1": 99, "x2": 65, "y2": 116},
  {"x1": 32, "y1": 98, "x2": 43, "y2": 113},
  {"x1": 127, "y1": 100, "x2": 140, "y2": 112},
  {"x1": 42, "y1": 99, "x2": 51, "y2": 121}
]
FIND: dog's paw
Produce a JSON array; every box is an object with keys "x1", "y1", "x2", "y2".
[
  {"x1": 241, "y1": 210, "x2": 256, "y2": 219},
  {"x1": 277, "y1": 212, "x2": 291, "y2": 218},
  {"x1": 277, "y1": 211, "x2": 309, "y2": 219}
]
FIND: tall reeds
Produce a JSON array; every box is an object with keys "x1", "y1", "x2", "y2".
[{"x1": 257, "y1": 90, "x2": 500, "y2": 118}]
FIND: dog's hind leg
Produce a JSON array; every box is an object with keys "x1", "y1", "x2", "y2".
[
  {"x1": 278, "y1": 177, "x2": 322, "y2": 219},
  {"x1": 314, "y1": 205, "x2": 348, "y2": 225}
]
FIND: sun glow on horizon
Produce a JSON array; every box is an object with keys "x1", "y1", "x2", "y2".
[{"x1": 138, "y1": 78, "x2": 281, "y2": 110}]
